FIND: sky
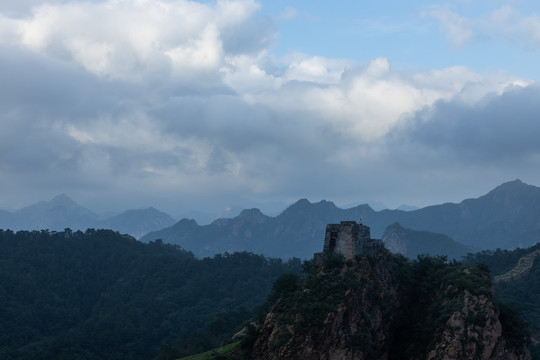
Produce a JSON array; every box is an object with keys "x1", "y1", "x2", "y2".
[{"x1": 1, "y1": 0, "x2": 540, "y2": 220}]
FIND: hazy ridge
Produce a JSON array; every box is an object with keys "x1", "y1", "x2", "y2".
[{"x1": 143, "y1": 179, "x2": 540, "y2": 259}]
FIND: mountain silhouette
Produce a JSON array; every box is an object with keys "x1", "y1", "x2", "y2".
[{"x1": 142, "y1": 179, "x2": 540, "y2": 258}]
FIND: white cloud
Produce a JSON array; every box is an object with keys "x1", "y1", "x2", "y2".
[
  {"x1": 221, "y1": 51, "x2": 283, "y2": 93},
  {"x1": 283, "y1": 55, "x2": 353, "y2": 84},
  {"x1": 424, "y1": 4, "x2": 540, "y2": 51},
  {"x1": 0, "y1": 0, "x2": 538, "y2": 214},
  {"x1": 238, "y1": 56, "x2": 527, "y2": 143},
  {"x1": 522, "y1": 16, "x2": 540, "y2": 46},
  {"x1": 424, "y1": 6, "x2": 473, "y2": 48},
  {"x1": 487, "y1": 7, "x2": 540, "y2": 48},
  {"x1": 0, "y1": 0, "x2": 266, "y2": 81},
  {"x1": 279, "y1": 6, "x2": 297, "y2": 20},
  {"x1": 166, "y1": 24, "x2": 224, "y2": 75}
]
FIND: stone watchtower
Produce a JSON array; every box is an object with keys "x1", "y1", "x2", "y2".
[{"x1": 317, "y1": 220, "x2": 383, "y2": 260}]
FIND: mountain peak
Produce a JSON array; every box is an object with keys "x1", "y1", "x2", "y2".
[
  {"x1": 500, "y1": 178, "x2": 525, "y2": 188},
  {"x1": 50, "y1": 193, "x2": 78, "y2": 206},
  {"x1": 177, "y1": 218, "x2": 199, "y2": 226},
  {"x1": 293, "y1": 198, "x2": 311, "y2": 206},
  {"x1": 17, "y1": 193, "x2": 84, "y2": 214},
  {"x1": 498, "y1": 178, "x2": 527, "y2": 188},
  {"x1": 237, "y1": 208, "x2": 268, "y2": 224},
  {"x1": 315, "y1": 199, "x2": 338, "y2": 209},
  {"x1": 238, "y1": 208, "x2": 264, "y2": 217},
  {"x1": 12, "y1": 193, "x2": 98, "y2": 231},
  {"x1": 285, "y1": 198, "x2": 338, "y2": 211},
  {"x1": 485, "y1": 179, "x2": 537, "y2": 198}
]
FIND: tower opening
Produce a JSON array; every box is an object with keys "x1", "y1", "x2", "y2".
[{"x1": 329, "y1": 231, "x2": 338, "y2": 252}]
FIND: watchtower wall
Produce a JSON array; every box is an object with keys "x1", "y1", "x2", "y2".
[{"x1": 318, "y1": 220, "x2": 382, "y2": 260}]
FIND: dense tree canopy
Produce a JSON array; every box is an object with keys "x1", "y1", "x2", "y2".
[
  {"x1": 0, "y1": 229, "x2": 302, "y2": 359},
  {"x1": 465, "y1": 243, "x2": 540, "y2": 358}
]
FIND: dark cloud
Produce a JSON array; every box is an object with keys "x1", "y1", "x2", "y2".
[
  {"x1": 0, "y1": 45, "x2": 130, "y2": 118},
  {"x1": 396, "y1": 84, "x2": 540, "y2": 163},
  {"x1": 151, "y1": 94, "x2": 333, "y2": 157}
]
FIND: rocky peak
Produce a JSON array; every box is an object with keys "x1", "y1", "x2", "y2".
[
  {"x1": 279, "y1": 199, "x2": 338, "y2": 218},
  {"x1": 13, "y1": 194, "x2": 98, "y2": 230},
  {"x1": 17, "y1": 193, "x2": 91, "y2": 214},
  {"x1": 427, "y1": 289, "x2": 529, "y2": 360},
  {"x1": 481, "y1": 179, "x2": 539, "y2": 205},
  {"x1": 250, "y1": 251, "x2": 531, "y2": 360},
  {"x1": 238, "y1": 208, "x2": 266, "y2": 219},
  {"x1": 252, "y1": 251, "x2": 400, "y2": 360},
  {"x1": 175, "y1": 218, "x2": 199, "y2": 227},
  {"x1": 382, "y1": 222, "x2": 407, "y2": 255}
]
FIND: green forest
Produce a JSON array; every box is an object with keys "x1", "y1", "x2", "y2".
[
  {"x1": 1, "y1": 228, "x2": 538, "y2": 359},
  {"x1": 0, "y1": 229, "x2": 302, "y2": 359}
]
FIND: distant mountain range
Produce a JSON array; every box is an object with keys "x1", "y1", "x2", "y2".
[
  {"x1": 141, "y1": 179, "x2": 540, "y2": 259},
  {"x1": 0, "y1": 194, "x2": 176, "y2": 239},
  {"x1": 2, "y1": 179, "x2": 540, "y2": 257}
]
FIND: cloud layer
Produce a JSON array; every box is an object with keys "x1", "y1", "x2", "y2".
[
  {"x1": 425, "y1": 3, "x2": 540, "y2": 50},
  {"x1": 1, "y1": 0, "x2": 539, "y2": 215}
]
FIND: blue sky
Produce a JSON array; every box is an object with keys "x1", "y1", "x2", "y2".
[
  {"x1": 261, "y1": 0, "x2": 540, "y2": 79},
  {"x1": 1, "y1": 0, "x2": 540, "y2": 220}
]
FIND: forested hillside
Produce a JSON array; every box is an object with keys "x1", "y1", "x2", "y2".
[
  {"x1": 182, "y1": 245, "x2": 539, "y2": 360},
  {"x1": 0, "y1": 229, "x2": 302, "y2": 359},
  {"x1": 465, "y1": 243, "x2": 540, "y2": 358},
  {"x1": 249, "y1": 251, "x2": 531, "y2": 359}
]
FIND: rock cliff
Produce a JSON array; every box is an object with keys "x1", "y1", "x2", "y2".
[
  {"x1": 250, "y1": 251, "x2": 530, "y2": 360},
  {"x1": 252, "y1": 251, "x2": 400, "y2": 359},
  {"x1": 426, "y1": 288, "x2": 528, "y2": 360}
]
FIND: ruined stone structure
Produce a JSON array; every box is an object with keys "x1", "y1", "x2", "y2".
[{"x1": 317, "y1": 220, "x2": 383, "y2": 259}]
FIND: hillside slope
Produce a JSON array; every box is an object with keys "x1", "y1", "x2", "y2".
[
  {"x1": 0, "y1": 229, "x2": 302, "y2": 360},
  {"x1": 465, "y1": 243, "x2": 540, "y2": 356},
  {"x1": 495, "y1": 250, "x2": 540, "y2": 283},
  {"x1": 98, "y1": 207, "x2": 176, "y2": 239},
  {"x1": 382, "y1": 222, "x2": 473, "y2": 260}
]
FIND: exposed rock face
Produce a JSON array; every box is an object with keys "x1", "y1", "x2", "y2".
[
  {"x1": 427, "y1": 290, "x2": 529, "y2": 360},
  {"x1": 382, "y1": 223, "x2": 408, "y2": 255},
  {"x1": 250, "y1": 252, "x2": 531, "y2": 360},
  {"x1": 252, "y1": 251, "x2": 402, "y2": 360}
]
